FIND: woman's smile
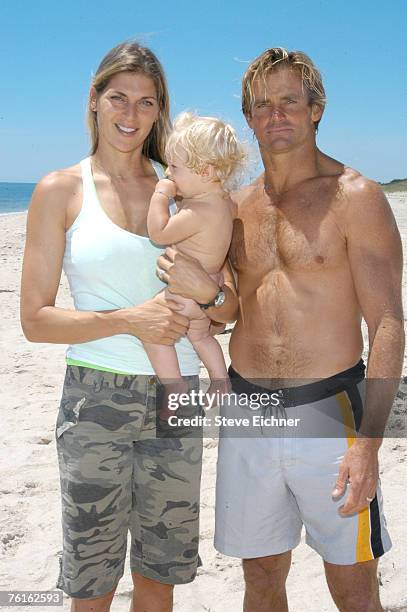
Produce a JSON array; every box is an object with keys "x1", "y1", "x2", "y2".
[{"x1": 115, "y1": 123, "x2": 137, "y2": 136}]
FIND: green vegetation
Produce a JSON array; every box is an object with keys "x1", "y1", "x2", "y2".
[{"x1": 380, "y1": 179, "x2": 407, "y2": 193}]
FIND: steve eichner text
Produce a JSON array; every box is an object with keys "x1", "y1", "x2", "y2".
[
  {"x1": 167, "y1": 390, "x2": 282, "y2": 411},
  {"x1": 167, "y1": 414, "x2": 301, "y2": 428}
]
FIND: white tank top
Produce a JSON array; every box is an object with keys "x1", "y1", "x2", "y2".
[{"x1": 63, "y1": 157, "x2": 200, "y2": 375}]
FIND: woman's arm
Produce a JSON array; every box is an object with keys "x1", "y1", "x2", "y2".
[{"x1": 20, "y1": 174, "x2": 189, "y2": 346}]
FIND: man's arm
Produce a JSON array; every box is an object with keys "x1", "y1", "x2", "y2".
[
  {"x1": 332, "y1": 177, "x2": 404, "y2": 515},
  {"x1": 156, "y1": 248, "x2": 239, "y2": 323},
  {"x1": 205, "y1": 258, "x2": 239, "y2": 323},
  {"x1": 346, "y1": 178, "x2": 404, "y2": 435}
]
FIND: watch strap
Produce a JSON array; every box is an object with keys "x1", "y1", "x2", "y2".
[{"x1": 198, "y1": 289, "x2": 225, "y2": 310}]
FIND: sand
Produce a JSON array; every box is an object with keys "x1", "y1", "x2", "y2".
[{"x1": 0, "y1": 194, "x2": 406, "y2": 612}]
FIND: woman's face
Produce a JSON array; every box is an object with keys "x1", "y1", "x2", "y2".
[{"x1": 91, "y1": 71, "x2": 159, "y2": 153}]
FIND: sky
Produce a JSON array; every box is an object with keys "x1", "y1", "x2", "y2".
[{"x1": 1, "y1": 0, "x2": 406, "y2": 183}]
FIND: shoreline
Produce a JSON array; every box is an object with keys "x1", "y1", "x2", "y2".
[
  {"x1": 0, "y1": 191, "x2": 406, "y2": 220},
  {"x1": 0, "y1": 210, "x2": 28, "y2": 217}
]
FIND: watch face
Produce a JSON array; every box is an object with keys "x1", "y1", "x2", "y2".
[{"x1": 214, "y1": 290, "x2": 226, "y2": 308}]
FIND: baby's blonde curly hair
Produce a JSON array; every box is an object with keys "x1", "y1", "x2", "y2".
[{"x1": 166, "y1": 112, "x2": 247, "y2": 190}]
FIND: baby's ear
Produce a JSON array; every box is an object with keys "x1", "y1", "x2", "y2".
[{"x1": 201, "y1": 164, "x2": 216, "y2": 182}]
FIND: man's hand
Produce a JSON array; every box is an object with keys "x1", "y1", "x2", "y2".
[
  {"x1": 155, "y1": 178, "x2": 177, "y2": 199},
  {"x1": 209, "y1": 321, "x2": 227, "y2": 336},
  {"x1": 157, "y1": 247, "x2": 220, "y2": 303},
  {"x1": 122, "y1": 292, "x2": 189, "y2": 345},
  {"x1": 332, "y1": 439, "x2": 380, "y2": 516}
]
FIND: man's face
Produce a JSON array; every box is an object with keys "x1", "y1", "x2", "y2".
[{"x1": 246, "y1": 68, "x2": 322, "y2": 154}]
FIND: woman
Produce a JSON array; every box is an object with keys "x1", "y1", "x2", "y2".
[{"x1": 20, "y1": 41, "x2": 205, "y2": 612}]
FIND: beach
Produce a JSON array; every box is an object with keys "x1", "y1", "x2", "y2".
[{"x1": 0, "y1": 194, "x2": 406, "y2": 612}]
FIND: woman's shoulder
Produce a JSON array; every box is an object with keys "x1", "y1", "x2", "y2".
[
  {"x1": 36, "y1": 162, "x2": 83, "y2": 196},
  {"x1": 29, "y1": 162, "x2": 83, "y2": 220}
]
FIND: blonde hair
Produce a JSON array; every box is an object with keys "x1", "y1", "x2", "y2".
[
  {"x1": 166, "y1": 112, "x2": 247, "y2": 190},
  {"x1": 87, "y1": 41, "x2": 171, "y2": 164},
  {"x1": 242, "y1": 47, "x2": 326, "y2": 131}
]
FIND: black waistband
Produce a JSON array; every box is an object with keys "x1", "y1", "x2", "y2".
[{"x1": 228, "y1": 360, "x2": 365, "y2": 408}]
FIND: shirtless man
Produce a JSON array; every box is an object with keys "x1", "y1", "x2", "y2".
[{"x1": 157, "y1": 48, "x2": 404, "y2": 611}]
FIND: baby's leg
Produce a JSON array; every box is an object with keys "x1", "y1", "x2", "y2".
[
  {"x1": 144, "y1": 287, "x2": 191, "y2": 381},
  {"x1": 164, "y1": 288, "x2": 201, "y2": 318},
  {"x1": 188, "y1": 317, "x2": 231, "y2": 406},
  {"x1": 163, "y1": 283, "x2": 227, "y2": 378},
  {"x1": 143, "y1": 342, "x2": 189, "y2": 421},
  {"x1": 144, "y1": 289, "x2": 191, "y2": 421},
  {"x1": 143, "y1": 342, "x2": 182, "y2": 379},
  {"x1": 188, "y1": 317, "x2": 227, "y2": 379},
  {"x1": 163, "y1": 287, "x2": 231, "y2": 405},
  {"x1": 143, "y1": 289, "x2": 184, "y2": 381}
]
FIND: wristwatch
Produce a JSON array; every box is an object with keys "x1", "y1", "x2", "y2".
[{"x1": 198, "y1": 289, "x2": 226, "y2": 310}]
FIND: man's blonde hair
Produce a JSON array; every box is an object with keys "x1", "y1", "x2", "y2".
[
  {"x1": 166, "y1": 112, "x2": 247, "y2": 190},
  {"x1": 242, "y1": 47, "x2": 326, "y2": 131}
]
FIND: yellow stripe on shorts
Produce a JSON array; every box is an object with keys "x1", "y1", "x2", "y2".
[{"x1": 336, "y1": 391, "x2": 373, "y2": 563}]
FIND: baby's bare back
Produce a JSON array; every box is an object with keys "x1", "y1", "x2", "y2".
[{"x1": 175, "y1": 193, "x2": 234, "y2": 273}]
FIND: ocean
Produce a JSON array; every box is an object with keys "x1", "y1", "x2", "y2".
[{"x1": 0, "y1": 182, "x2": 36, "y2": 214}]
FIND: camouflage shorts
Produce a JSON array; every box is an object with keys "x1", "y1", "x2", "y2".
[{"x1": 55, "y1": 365, "x2": 202, "y2": 599}]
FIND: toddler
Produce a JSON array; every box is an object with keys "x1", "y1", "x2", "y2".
[{"x1": 146, "y1": 112, "x2": 246, "y2": 416}]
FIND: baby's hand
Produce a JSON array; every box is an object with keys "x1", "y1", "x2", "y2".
[{"x1": 155, "y1": 178, "x2": 177, "y2": 199}]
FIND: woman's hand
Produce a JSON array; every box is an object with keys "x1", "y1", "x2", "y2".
[
  {"x1": 156, "y1": 247, "x2": 220, "y2": 303},
  {"x1": 122, "y1": 292, "x2": 189, "y2": 345}
]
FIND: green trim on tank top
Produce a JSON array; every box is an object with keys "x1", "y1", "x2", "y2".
[{"x1": 66, "y1": 358, "x2": 136, "y2": 376}]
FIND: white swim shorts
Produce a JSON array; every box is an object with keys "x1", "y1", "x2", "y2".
[{"x1": 214, "y1": 361, "x2": 391, "y2": 565}]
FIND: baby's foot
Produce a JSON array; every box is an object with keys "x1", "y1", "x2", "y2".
[
  {"x1": 158, "y1": 380, "x2": 189, "y2": 422},
  {"x1": 202, "y1": 378, "x2": 232, "y2": 410}
]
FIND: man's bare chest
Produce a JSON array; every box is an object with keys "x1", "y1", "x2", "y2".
[{"x1": 229, "y1": 196, "x2": 346, "y2": 274}]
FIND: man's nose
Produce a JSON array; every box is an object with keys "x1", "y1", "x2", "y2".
[{"x1": 270, "y1": 107, "x2": 285, "y2": 120}]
